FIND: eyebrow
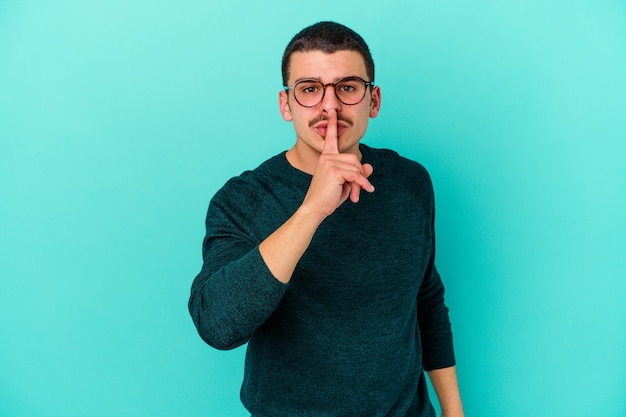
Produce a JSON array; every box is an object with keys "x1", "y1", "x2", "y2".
[{"x1": 292, "y1": 75, "x2": 365, "y2": 84}]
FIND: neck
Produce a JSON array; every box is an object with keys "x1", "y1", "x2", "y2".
[{"x1": 285, "y1": 141, "x2": 362, "y2": 175}]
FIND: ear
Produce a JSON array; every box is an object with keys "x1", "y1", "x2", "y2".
[
  {"x1": 279, "y1": 90, "x2": 293, "y2": 121},
  {"x1": 369, "y1": 86, "x2": 381, "y2": 118}
]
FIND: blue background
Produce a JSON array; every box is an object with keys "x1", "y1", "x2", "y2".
[{"x1": 1, "y1": 1, "x2": 625, "y2": 416}]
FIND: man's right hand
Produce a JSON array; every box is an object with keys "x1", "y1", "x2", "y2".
[{"x1": 302, "y1": 109, "x2": 375, "y2": 221}]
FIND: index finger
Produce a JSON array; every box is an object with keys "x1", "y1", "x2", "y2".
[{"x1": 322, "y1": 109, "x2": 339, "y2": 155}]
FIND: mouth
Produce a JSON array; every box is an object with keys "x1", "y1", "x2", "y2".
[{"x1": 312, "y1": 121, "x2": 350, "y2": 137}]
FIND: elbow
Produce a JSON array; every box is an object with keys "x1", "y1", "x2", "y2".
[
  {"x1": 196, "y1": 319, "x2": 249, "y2": 351},
  {"x1": 188, "y1": 294, "x2": 249, "y2": 350}
]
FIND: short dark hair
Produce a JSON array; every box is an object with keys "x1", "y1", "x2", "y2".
[{"x1": 281, "y1": 21, "x2": 375, "y2": 86}]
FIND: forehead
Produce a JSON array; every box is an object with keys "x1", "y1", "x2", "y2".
[{"x1": 288, "y1": 50, "x2": 368, "y2": 83}]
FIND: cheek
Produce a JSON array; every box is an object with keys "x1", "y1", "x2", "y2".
[
  {"x1": 293, "y1": 114, "x2": 308, "y2": 129},
  {"x1": 292, "y1": 117, "x2": 315, "y2": 140},
  {"x1": 351, "y1": 111, "x2": 370, "y2": 132},
  {"x1": 291, "y1": 111, "x2": 314, "y2": 130}
]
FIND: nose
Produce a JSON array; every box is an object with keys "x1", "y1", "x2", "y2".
[{"x1": 320, "y1": 84, "x2": 342, "y2": 113}]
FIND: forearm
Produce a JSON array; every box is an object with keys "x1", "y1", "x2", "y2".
[
  {"x1": 259, "y1": 203, "x2": 325, "y2": 283},
  {"x1": 427, "y1": 366, "x2": 464, "y2": 417}
]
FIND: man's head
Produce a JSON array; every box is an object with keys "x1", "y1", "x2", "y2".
[
  {"x1": 279, "y1": 22, "x2": 381, "y2": 170},
  {"x1": 281, "y1": 21, "x2": 375, "y2": 87}
]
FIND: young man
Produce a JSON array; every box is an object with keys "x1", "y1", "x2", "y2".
[{"x1": 189, "y1": 22, "x2": 464, "y2": 417}]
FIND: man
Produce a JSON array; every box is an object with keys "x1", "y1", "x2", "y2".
[{"x1": 189, "y1": 21, "x2": 464, "y2": 417}]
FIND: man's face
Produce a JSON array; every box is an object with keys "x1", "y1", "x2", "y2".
[{"x1": 279, "y1": 50, "x2": 381, "y2": 164}]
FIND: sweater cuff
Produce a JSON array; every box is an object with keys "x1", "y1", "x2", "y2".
[{"x1": 421, "y1": 332, "x2": 456, "y2": 371}]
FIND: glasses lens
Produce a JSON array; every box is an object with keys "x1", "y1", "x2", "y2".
[
  {"x1": 335, "y1": 78, "x2": 367, "y2": 105},
  {"x1": 294, "y1": 80, "x2": 324, "y2": 107},
  {"x1": 292, "y1": 78, "x2": 369, "y2": 107}
]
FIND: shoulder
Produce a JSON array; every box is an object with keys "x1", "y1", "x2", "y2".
[
  {"x1": 207, "y1": 151, "x2": 302, "y2": 224},
  {"x1": 206, "y1": 154, "x2": 288, "y2": 234},
  {"x1": 362, "y1": 144, "x2": 433, "y2": 191},
  {"x1": 212, "y1": 153, "x2": 286, "y2": 204},
  {"x1": 206, "y1": 152, "x2": 301, "y2": 240}
]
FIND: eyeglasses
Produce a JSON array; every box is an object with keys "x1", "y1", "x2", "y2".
[{"x1": 285, "y1": 76, "x2": 373, "y2": 108}]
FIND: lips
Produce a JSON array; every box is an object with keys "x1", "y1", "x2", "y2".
[{"x1": 313, "y1": 121, "x2": 349, "y2": 137}]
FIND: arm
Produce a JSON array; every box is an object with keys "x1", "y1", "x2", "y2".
[
  {"x1": 416, "y1": 175, "x2": 463, "y2": 415},
  {"x1": 428, "y1": 366, "x2": 464, "y2": 417},
  {"x1": 189, "y1": 110, "x2": 374, "y2": 347}
]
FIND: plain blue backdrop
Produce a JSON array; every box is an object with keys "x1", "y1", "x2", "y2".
[{"x1": 1, "y1": 1, "x2": 625, "y2": 416}]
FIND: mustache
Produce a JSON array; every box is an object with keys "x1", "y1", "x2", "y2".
[{"x1": 308, "y1": 114, "x2": 353, "y2": 127}]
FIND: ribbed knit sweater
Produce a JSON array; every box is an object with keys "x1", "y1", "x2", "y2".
[{"x1": 189, "y1": 144, "x2": 455, "y2": 416}]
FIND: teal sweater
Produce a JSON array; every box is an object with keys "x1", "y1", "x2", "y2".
[{"x1": 189, "y1": 145, "x2": 455, "y2": 416}]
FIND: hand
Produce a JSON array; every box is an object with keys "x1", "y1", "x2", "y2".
[{"x1": 301, "y1": 110, "x2": 374, "y2": 220}]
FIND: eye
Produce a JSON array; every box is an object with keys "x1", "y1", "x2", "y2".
[
  {"x1": 338, "y1": 84, "x2": 357, "y2": 93},
  {"x1": 297, "y1": 82, "x2": 322, "y2": 95},
  {"x1": 336, "y1": 79, "x2": 362, "y2": 94}
]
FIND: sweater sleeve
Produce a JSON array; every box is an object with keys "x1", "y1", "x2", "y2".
[
  {"x1": 188, "y1": 189, "x2": 289, "y2": 350},
  {"x1": 417, "y1": 260, "x2": 456, "y2": 371},
  {"x1": 416, "y1": 176, "x2": 456, "y2": 371}
]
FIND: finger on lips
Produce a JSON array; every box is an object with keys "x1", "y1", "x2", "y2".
[
  {"x1": 318, "y1": 110, "x2": 375, "y2": 200},
  {"x1": 322, "y1": 110, "x2": 339, "y2": 155}
]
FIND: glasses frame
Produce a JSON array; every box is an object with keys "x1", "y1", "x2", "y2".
[{"x1": 284, "y1": 76, "x2": 374, "y2": 108}]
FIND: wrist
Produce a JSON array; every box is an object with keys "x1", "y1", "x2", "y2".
[
  {"x1": 296, "y1": 201, "x2": 329, "y2": 226},
  {"x1": 441, "y1": 404, "x2": 464, "y2": 417}
]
